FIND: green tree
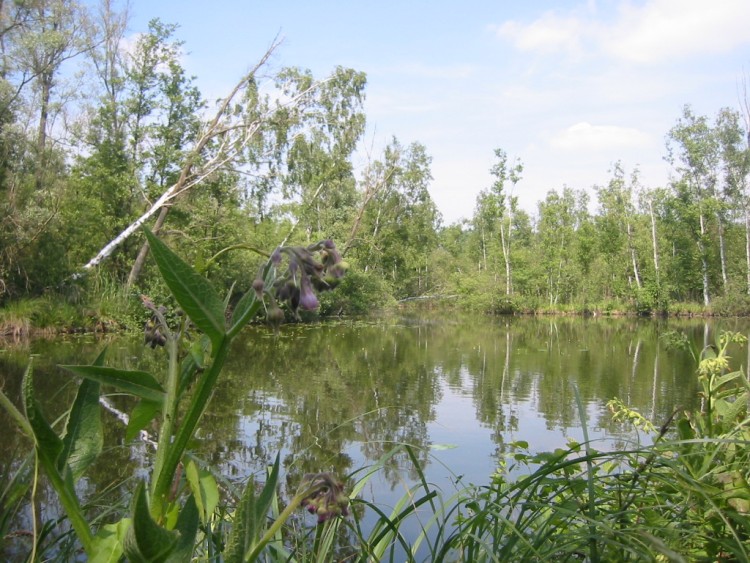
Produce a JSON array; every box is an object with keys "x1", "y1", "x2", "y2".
[
  {"x1": 125, "y1": 19, "x2": 204, "y2": 286},
  {"x1": 715, "y1": 107, "x2": 750, "y2": 294},
  {"x1": 595, "y1": 162, "x2": 642, "y2": 299},
  {"x1": 666, "y1": 105, "x2": 721, "y2": 305},
  {"x1": 275, "y1": 66, "x2": 366, "y2": 243},
  {"x1": 534, "y1": 187, "x2": 580, "y2": 306},
  {"x1": 489, "y1": 149, "x2": 523, "y2": 296},
  {"x1": 0, "y1": 0, "x2": 93, "y2": 298},
  {"x1": 353, "y1": 138, "x2": 439, "y2": 298}
]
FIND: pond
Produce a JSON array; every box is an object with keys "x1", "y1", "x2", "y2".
[{"x1": 2, "y1": 314, "x2": 749, "y2": 552}]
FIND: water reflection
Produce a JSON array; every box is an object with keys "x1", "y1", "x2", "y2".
[{"x1": 1, "y1": 316, "x2": 748, "y2": 509}]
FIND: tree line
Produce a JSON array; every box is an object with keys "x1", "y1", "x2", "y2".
[{"x1": 1, "y1": 0, "x2": 749, "y2": 323}]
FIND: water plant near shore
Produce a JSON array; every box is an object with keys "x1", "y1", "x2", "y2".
[{"x1": 1, "y1": 230, "x2": 352, "y2": 561}]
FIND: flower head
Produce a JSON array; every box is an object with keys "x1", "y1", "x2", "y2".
[
  {"x1": 252, "y1": 278, "x2": 265, "y2": 299},
  {"x1": 299, "y1": 274, "x2": 319, "y2": 311},
  {"x1": 270, "y1": 247, "x2": 282, "y2": 266},
  {"x1": 299, "y1": 473, "x2": 350, "y2": 524}
]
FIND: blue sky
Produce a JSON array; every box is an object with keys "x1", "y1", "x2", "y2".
[{"x1": 127, "y1": 1, "x2": 750, "y2": 225}]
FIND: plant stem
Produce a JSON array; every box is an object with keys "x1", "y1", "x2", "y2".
[
  {"x1": 247, "y1": 491, "x2": 309, "y2": 561},
  {"x1": 152, "y1": 335, "x2": 231, "y2": 509},
  {"x1": 151, "y1": 333, "x2": 182, "y2": 518}
]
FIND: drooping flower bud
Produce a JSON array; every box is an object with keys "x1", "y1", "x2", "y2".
[
  {"x1": 252, "y1": 278, "x2": 264, "y2": 299},
  {"x1": 270, "y1": 247, "x2": 282, "y2": 266},
  {"x1": 299, "y1": 274, "x2": 319, "y2": 310}
]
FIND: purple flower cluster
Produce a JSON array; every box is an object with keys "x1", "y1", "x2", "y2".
[
  {"x1": 299, "y1": 472, "x2": 350, "y2": 524},
  {"x1": 254, "y1": 239, "x2": 347, "y2": 329}
]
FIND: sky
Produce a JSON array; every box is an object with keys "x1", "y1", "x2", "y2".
[{"x1": 126, "y1": 0, "x2": 750, "y2": 225}]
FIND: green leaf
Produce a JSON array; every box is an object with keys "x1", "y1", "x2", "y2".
[
  {"x1": 254, "y1": 454, "x2": 281, "y2": 529},
  {"x1": 124, "y1": 482, "x2": 179, "y2": 563},
  {"x1": 164, "y1": 496, "x2": 199, "y2": 563},
  {"x1": 91, "y1": 518, "x2": 131, "y2": 563},
  {"x1": 126, "y1": 400, "x2": 161, "y2": 442},
  {"x1": 62, "y1": 365, "x2": 165, "y2": 404},
  {"x1": 59, "y1": 378, "x2": 102, "y2": 482},
  {"x1": 715, "y1": 370, "x2": 745, "y2": 389},
  {"x1": 185, "y1": 459, "x2": 219, "y2": 525},
  {"x1": 144, "y1": 228, "x2": 226, "y2": 350},
  {"x1": 23, "y1": 365, "x2": 63, "y2": 467},
  {"x1": 225, "y1": 454, "x2": 281, "y2": 561}
]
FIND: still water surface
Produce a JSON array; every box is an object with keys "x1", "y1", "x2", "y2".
[{"x1": 2, "y1": 315, "x2": 749, "y2": 518}]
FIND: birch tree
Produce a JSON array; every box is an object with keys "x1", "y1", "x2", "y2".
[
  {"x1": 716, "y1": 107, "x2": 750, "y2": 294},
  {"x1": 80, "y1": 38, "x2": 335, "y2": 279},
  {"x1": 489, "y1": 148, "x2": 523, "y2": 296},
  {"x1": 666, "y1": 105, "x2": 721, "y2": 306}
]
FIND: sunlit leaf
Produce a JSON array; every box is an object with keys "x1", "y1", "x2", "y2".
[
  {"x1": 62, "y1": 365, "x2": 165, "y2": 404},
  {"x1": 126, "y1": 400, "x2": 161, "y2": 442},
  {"x1": 144, "y1": 228, "x2": 226, "y2": 349},
  {"x1": 185, "y1": 459, "x2": 219, "y2": 525},
  {"x1": 90, "y1": 518, "x2": 131, "y2": 563},
  {"x1": 430, "y1": 443, "x2": 458, "y2": 451}
]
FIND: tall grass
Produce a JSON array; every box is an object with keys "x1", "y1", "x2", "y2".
[{"x1": 0, "y1": 296, "x2": 87, "y2": 337}]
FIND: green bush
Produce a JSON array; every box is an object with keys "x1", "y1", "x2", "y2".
[
  {"x1": 711, "y1": 290, "x2": 750, "y2": 316},
  {"x1": 319, "y1": 268, "x2": 394, "y2": 316}
]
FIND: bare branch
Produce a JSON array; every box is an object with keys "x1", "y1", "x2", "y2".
[{"x1": 80, "y1": 37, "x2": 330, "y2": 272}]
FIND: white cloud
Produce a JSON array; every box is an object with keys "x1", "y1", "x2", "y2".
[
  {"x1": 493, "y1": 11, "x2": 585, "y2": 55},
  {"x1": 604, "y1": 0, "x2": 750, "y2": 64},
  {"x1": 550, "y1": 122, "x2": 653, "y2": 151},
  {"x1": 494, "y1": 1, "x2": 750, "y2": 64}
]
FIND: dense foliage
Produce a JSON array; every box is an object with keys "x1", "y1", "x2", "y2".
[{"x1": 1, "y1": 0, "x2": 750, "y2": 334}]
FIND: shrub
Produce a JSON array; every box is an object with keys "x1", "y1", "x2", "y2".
[{"x1": 318, "y1": 268, "x2": 394, "y2": 316}]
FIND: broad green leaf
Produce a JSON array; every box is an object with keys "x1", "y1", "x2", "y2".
[
  {"x1": 224, "y1": 475, "x2": 258, "y2": 562},
  {"x1": 715, "y1": 391, "x2": 748, "y2": 421},
  {"x1": 164, "y1": 496, "x2": 199, "y2": 563},
  {"x1": 59, "y1": 378, "x2": 102, "y2": 482},
  {"x1": 123, "y1": 482, "x2": 179, "y2": 562},
  {"x1": 21, "y1": 368, "x2": 95, "y2": 553},
  {"x1": 23, "y1": 365, "x2": 63, "y2": 467},
  {"x1": 144, "y1": 228, "x2": 226, "y2": 350},
  {"x1": 91, "y1": 518, "x2": 131, "y2": 563},
  {"x1": 715, "y1": 370, "x2": 745, "y2": 388},
  {"x1": 185, "y1": 459, "x2": 219, "y2": 525},
  {"x1": 62, "y1": 366, "x2": 165, "y2": 404},
  {"x1": 126, "y1": 400, "x2": 161, "y2": 442}
]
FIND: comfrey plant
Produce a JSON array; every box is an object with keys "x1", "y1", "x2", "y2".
[{"x1": 0, "y1": 229, "x2": 350, "y2": 561}]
